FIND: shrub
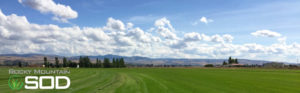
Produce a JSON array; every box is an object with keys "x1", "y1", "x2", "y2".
[{"x1": 204, "y1": 64, "x2": 214, "y2": 67}]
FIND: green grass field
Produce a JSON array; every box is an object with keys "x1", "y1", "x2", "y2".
[{"x1": 1, "y1": 67, "x2": 300, "y2": 93}]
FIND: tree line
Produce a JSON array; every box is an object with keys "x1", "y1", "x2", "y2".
[
  {"x1": 43, "y1": 56, "x2": 126, "y2": 68},
  {"x1": 204, "y1": 56, "x2": 239, "y2": 67},
  {"x1": 222, "y1": 56, "x2": 238, "y2": 65}
]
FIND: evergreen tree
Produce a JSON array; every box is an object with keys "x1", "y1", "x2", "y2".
[
  {"x1": 50, "y1": 63, "x2": 54, "y2": 68},
  {"x1": 68, "y1": 60, "x2": 78, "y2": 68},
  {"x1": 120, "y1": 58, "x2": 125, "y2": 67},
  {"x1": 83, "y1": 56, "x2": 91, "y2": 67},
  {"x1": 55, "y1": 57, "x2": 59, "y2": 68},
  {"x1": 116, "y1": 58, "x2": 120, "y2": 68},
  {"x1": 228, "y1": 56, "x2": 232, "y2": 64},
  {"x1": 43, "y1": 57, "x2": 48, "y2": 67},
  {"x1": 112, "y1": 58, "x2": 116, "y2": 67},
  {"x1": 63, "y1": 57, "x2": 67, "y2": 67},
  {"x1": 103, "y1": 58, "x2": 111, "y2": 68},
  {"x1": 235, "y1": 59, "x2": 238, "y2": 64},
  {"x1": 223, "y1": 61, "x2": 227, "y2": 65},
  {"x1": 18, "y1": 62, "x2": 22, "y2": 67},
  {"x1": 68, "y1": 60, "x2": 72, "y2": 67},
  {"x1": 96, "y1": 58, "x2": 102, "y2": 68},
  {"x1": 79, "y1": 56, "x2": 84, "y2": 67}
]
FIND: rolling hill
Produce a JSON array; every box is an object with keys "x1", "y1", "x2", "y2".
[{"x1": 0, "y1": 54, "x2": 281, "y2": 66}]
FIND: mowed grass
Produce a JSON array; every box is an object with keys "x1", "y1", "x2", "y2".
[{"x1": 0, "y1": 67, "x2": 300, "y2": 93}]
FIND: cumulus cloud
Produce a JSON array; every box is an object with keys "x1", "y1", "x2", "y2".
[
  {"x1": 166, "y1": 32, "x2": 234, "y2": 49},
  {"x1": 193, "y1": 16, "x2": 213, "y2": 25},
  {"x1": 154, "y1": 17, "x2": 173, "y2": 29},
  {"x1": 104, "y1": 17, "x2": 126, "y2": 31},
  {"x1": 126, "y1": 22, "x2": 134, "y2": 29},
  {"x1": 251, "y1": 30, "x2": 281, "y2": 37},
  {"x1": 0, "y1": 9, "x2": 300, "y2": 62},
  {"x1": 18, "y1": 0, "x2": 78, "y2": 23},
  {"x1": 183, "y1": 32, "x2": 233, "y2": 43},
  {"x1": 277, "y1": 37, "x2": 287, "y2": 44},
  {"x1": 223, "y1": 34, "x2": 234, "y2": 42},
  {"x1": 82, "y1": 27, "x2": 110, "y2": 41},
  {"x1": 127, "y1": 27, "x2": 152, "y2": 43},
  {"x1": 200, "y1": 17, "x2": 213, "y2": 24},
  {"x1": 154, "y1": 17, "x2": 177, "y2": 40},
  {"x1": 184, "y1": 32, "x2": 201, "y2": 42},
  {"x1": 0, "y1": 10, "x2": 163, "y2": 56}
]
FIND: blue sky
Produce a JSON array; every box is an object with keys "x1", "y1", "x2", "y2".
[
  {"x1": 2, "y1": 0, "x2": 299, "y2": 44},
  {"x1": 0, "y1": 0, "x2": 300, "y2": 62}
]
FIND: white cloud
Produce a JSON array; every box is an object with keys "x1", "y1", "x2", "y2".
[
  {"x1": 1, "y1": 10, "x2": 300, "y2": 62},
  {"x1": 154, "y1": 17, "x2": 177, "y2": 40},
  {"x1": 127, "y1": 27, "x2": 152, "y2": 43},
  {"x1": 223, "y1": 34, "x2": 234, "y2": 42},
  {"x1": 277, "y1": 37, "x2": 287, "y2": 44},
  {"x1": 0, "y1": 26, "x2": 10, "y2": 39},
  {"x1": 154, "y1": 17, "x2": 173, "y2": 28},
  {"x1": 183, "y1": 32, "x2": 233, "y2": 42},
  {"x1": 201, "y1": 34, "x2": 211, "y2": 41},
  {"x1": 166, "y1": 32, "x2": 234, "y2": 49},
  {"x1": 104, "y1": 17, "x2": 126, "y2": 31},
  {"x1": 200, "y1": 17, "x2": 213, "y2": 24},
  {"x1": 251, "y1": 30, "x2": 281, "y2": 37},
  {"x1": 183, "y1": 32, "x2": 233, "y2": 43},
  {"x1": 211, "y1": 35, "x2": 223, "y2": 43},
  {"x1": 192, "y1": 16, "x2": 213, "y2": 25},
  {"x1": 126, "y1": 22, "x2": 134, "y2": 29},
  {"x1": 184, "y1": 32, "x2": 201, "y2": 42},
  {"x1": 18, "y1": 0, "x2": 78, "y2": 23},
  {"x1": 82, "y1": 27, "x2": 110, "y2": 41}
]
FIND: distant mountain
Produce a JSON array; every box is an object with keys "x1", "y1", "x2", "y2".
[{"x1": 0, "y1": 53, "x2": 284, "y2": 65}]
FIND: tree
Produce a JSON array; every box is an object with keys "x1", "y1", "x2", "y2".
[
  {"x1": 18, "y1": 62, "x2": 22, "y2": 67},
  {"x1": 228, "y1": 57, "x2": 239, "y2": 64},
  {"x1": 63, "y1": 57, "x2": 67, "y2": 67},
  {"x1": 112, "y1": 58, "x2": 116, "y2": 67},
  {"x1": 120, "y1": 58, "x2": 125, "y2": 67},
  {"x1": 55, "y1": 57, "x2": 59, "y2": 68},
  {"x1": 228, "y1": 56, "x2": 232, "y2": 64},
  {"x1": 83, "y1": 56, "x2": 91, "y2": 67},
  {"x1": 44, "y1": 57, "x2": 48, "y2": 67},
  {"x1": 116, "y1": 58, "x2": 120, "y2": 68},
  {"x1": 24, "y1": 62, "x2": 29, "y2": 67},
  {"x1": 50, "y1": 63, "x2": 54, "y2": 68},
  {"x1": 103, "y1": 58, "x2": 111, "y2": 68},
  {"x1": 204, "y1": 64, "x2": 214, "y2": 67},
  {"x1": 235, "y1": 58, "x2": 238, "y2": 64},
  {"x1": 96, "y1": 58, "x2": 102, "y2": 68},
  {"x1": 222, "y1": 61, "x2": 227, "y2": 65},
  {"x1": 67, "y1": 60, "x2": 78, "y2": 68},
  {"x1": 79, "y1": 56, "x2": 83, "y2": 67},
  {"x1": 67, "y1": 60, "x2": 72, "y2": 67}
]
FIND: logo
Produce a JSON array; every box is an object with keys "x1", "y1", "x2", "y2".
[
  {"x1": 8, "y1": 75, "x2": 24, "y2": 90},
  {"x1": 8, "y1": 75, "x2": 70, "y2": 90},
  {"x1": 25, "y1": 76, "x2": 71, "y2": 89},
  {"x1": 8, "y1": 69, "x2": 71, "y2": 90}
]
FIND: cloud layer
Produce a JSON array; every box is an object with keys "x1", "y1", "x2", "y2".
[
  {"x1": 18, "y1": 0, "x2": 78, "y2": 23},
  {"x1": 251, "y1": 30, "x2": 281, "y2": 37},
  {"x1": 0, "y1": 10, "x2": 299, "y2": 62}
]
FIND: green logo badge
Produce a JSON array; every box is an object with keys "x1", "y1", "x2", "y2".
[{"x1": 8, "y1": 75, "x2": 24, "y2": 90}]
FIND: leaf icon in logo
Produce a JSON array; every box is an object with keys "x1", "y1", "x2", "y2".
[{"x1": 8, "y1": 75, "x2": 24, "y2": 90}]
